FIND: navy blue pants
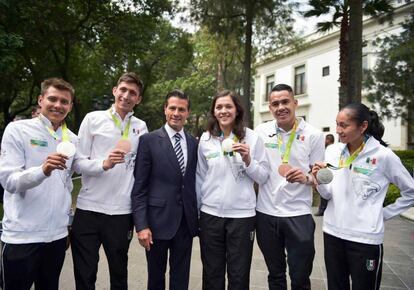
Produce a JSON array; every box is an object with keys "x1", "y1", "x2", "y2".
[{"x1": 145, "y1": 214, "x2": 193, "y2": 290}]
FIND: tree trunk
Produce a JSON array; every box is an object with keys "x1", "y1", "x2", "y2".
[
  {"x1": 347, "y1": 0, "x2": 363, "y2": 104},
  {"x1": 338, "y1": 8, "x2": 349, "y2": 109},
  {"x1": 217, "y1": 59, "x2": 225, "y2": 91},
  {"x1": 242, "y1": 0, "x2": 254, "y2": 128}
]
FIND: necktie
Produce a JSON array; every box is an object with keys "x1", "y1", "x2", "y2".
[{"x1": 174, "y1": 133, "x2": 185, "y2": 175}]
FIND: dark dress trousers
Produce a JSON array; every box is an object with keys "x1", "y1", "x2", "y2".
[{"x1": 131, "y1": 127, "x2": 198, "y2": 290}]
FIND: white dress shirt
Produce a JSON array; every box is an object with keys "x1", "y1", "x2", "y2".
[{"x1": 164, "y1": 123, "x2": 188, "y2": 168}]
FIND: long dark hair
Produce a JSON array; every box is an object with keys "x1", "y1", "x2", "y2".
[
  {"x1": 206, "y1": 90, "x2": 246, "y2": 140},
  {"x1": 342, "y1": 103, "x2": 387, "y2": 147}
]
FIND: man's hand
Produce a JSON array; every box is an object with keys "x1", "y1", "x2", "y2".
[
  {"x1": 102, "y1": 149, "x2": 127, "y2": 170},
  {"x1": 42, "y1": 153, "x2": 68, "y2": 176},
  {"x1": 285, "y1": 167, "x2": 307, "y2": 184},
  {"x1": 232, "y1": 143, "x2": 251, "y2": 166},
  {"x1": 137, "y1": 228, "x2": 153, "y2": 251}
]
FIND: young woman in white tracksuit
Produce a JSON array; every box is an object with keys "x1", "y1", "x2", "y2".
[
  {"x1": 312, "y1": 103, "x2": 414, "y2": 290},
  {"x1": 196, "y1": 90, "x2": 269, "y2": 290}
]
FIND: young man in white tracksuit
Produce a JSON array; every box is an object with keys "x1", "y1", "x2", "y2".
[
  {"x1": 312, "y1": 103, "x2": 414, "y2": 290},
  {"x1": 255, "y1": 84, "x2": 325, "y2": 290},
  {"x1": 0, "y1": 78, "x2": 77, "y2": 290},
  {"x1": 71, "y1": 72, "x2": 148, "y2": 290}
]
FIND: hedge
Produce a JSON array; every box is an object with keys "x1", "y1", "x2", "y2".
[{"x1": 384, "y1": 150, "x2": 414, "y2": 206}]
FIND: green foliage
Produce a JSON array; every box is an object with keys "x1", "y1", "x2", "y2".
[
  {"x1": 384, "y1": 150, "x2": 414, "y2": 206},
  {"x1": 0, "y1": 0, "x2": 201, "y2": 133},
  {"x1": 189, "y1": 0, "x2": 298, "y2": 126},
  {"x1": 384, "y1": 184, "x2": 401, "y2": 206},
  {"x1": 365, "y1": 13, "x2": 414, "y2": 121},
  {"x1": 394, "y1": 150, "x2": 414, "y2": 176},
  {"x1": 304, "y1": 0, "x2": 393, "y2": 33}
]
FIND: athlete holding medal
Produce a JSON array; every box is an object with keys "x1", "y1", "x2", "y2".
[
  {"x1": 312, "y1": 103, "x2": 414, "y2": 290},
  {"x1": 0, "y1": 78, "x2": 77, "y2": 290},
  {"x1": 71, "y1": 72, "x2": 148, "y2": 290},
  {"x1": 196, "y1": 90, "x2": 269, "y2": 290},
  {"x1": 255, "y1": 84, "x2": 325, "y2": 290}
]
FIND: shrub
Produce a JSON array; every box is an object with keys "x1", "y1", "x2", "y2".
[
  {"x1": 383, "y1": 150, "x2": 413, "y2": 207},
  {"x1": 384, "y1": 183, "x2": 401, "y2": 206}
]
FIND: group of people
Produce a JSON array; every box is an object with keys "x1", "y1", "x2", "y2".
[{"x1": 0, "y1": 73, "x2": 413, "y2": 290}]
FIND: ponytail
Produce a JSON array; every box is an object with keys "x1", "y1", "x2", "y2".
[{"x1": 368, "y1": 110, "x2": 387, "y2": 146}]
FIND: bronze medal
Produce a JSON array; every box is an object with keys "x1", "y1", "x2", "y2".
[
  {"x1": 115, "y1": 139, "x2": 131, "y2": 153},
  {"x1": 278, "y1": 163, "x2": 292, "y2": 177}
]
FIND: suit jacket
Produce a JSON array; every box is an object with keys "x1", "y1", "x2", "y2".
[{"x1": 131, "y1": 127, "x2": 199, "y2": 240}]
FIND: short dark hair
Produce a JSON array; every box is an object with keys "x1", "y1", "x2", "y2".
[
  {"x1": 271, "y1": 83, "x2": 294, "y2": 96},
  {"x1": 206, "y1": 90, "x2": 246, "y2": 140},
  {"x1": 31, "y1": 105, "x2": 41, "y2": 114},
  {"x1": 41, "y1": 78, "x2": 75, "y2": 100},
  {"x1": 325, "y1": 134, "x2": 335, "y2": 143},
  {"x1": 164, "y1": 89, "x2": 190, "y2": 110},
  {"x1": 117, "y1": 72, "x2": 144, "y2": 96}
]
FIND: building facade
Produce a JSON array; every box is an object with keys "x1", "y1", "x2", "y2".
[{"x1": 253, "y1": 2, "x2": 413, "y2": 150}]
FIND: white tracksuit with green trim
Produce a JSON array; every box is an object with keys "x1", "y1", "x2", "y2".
[
  {"x1": 317, "y1": 136, "x2": 414, "y2": 245},
  {"x1": 196, "y1": 128, "x2": 269, "y2": 218}
]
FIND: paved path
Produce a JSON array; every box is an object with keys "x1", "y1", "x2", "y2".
[{"x1": 59, "y1": 208, "x2": 414, "y2": 289}]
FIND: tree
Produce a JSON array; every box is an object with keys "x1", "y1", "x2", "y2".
[
  {"x1": 0, "y1": 27, "x2": 24, "y2": 125},
  {"x1": 0, "y1": 0, "x2": 173, "y2": 130},
  {"x1": 189, "y1": 0, "x2": 296, "y2": 127},
  {"x1": 365, "y1": 13, "x2": 414, "y2": 123},
  {"x1": 304, "y1": 0, "x2": 393, "y2": 108}
]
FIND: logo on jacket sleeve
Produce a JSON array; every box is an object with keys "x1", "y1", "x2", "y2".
[{"x1": 366, "y1": 259, "x2": 376, "y2": 271}]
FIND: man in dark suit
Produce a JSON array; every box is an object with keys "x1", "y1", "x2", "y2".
[{"x1": 131, "y1": 90, "x2": 198, "y2": 290}]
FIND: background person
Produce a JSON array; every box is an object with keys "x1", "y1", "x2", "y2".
[
  {"x1": 196, "y1": 90, "x2": 269, "y2": 290},
  {"x1": 31, "y1": 105, "x2": 41, "y2": 118},
  {"x1": 312, "y1": 103, "x2": 414, "y2": 290}
]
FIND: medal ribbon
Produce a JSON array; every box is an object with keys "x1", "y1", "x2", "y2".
[
  {"x1": 108, "y1": 110, "x2": 131, "y2": 140},
  {"x1": 339, "y1": 141, "x2": 365, "y2": 168},
  {"x1": 40, "y1": 117, "x2": 69, "y2": 142},
  {"x1": 277, "y1": 121, "x2": 297, "y2": 164},
  {"x1": 220, "y1": 132, "x2": 239, "y2": 157}
]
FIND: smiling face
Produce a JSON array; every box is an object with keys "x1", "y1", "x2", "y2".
[
  {"x1": 164, "y1": 96, "x2": 190, "y2": 132},
  {"x1": 213, "y1": 95, "x2": 237, "y2": 132},
  {"x1": 112, "y1": 81, "x2": 142, "y2": 117},
  {"x1": 269, "y1": 90, "x2": 298, "y2": 131},
  {"x1": 38, "y1": 86, "x2": 73, "y2": 129},
  {"x1": 336, "y1": 108, "x2": 368, "y2": 145}
]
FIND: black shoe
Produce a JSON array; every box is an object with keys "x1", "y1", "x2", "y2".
[{"x1": 314, "y1": 210, "x2": 324, "y2": 216}]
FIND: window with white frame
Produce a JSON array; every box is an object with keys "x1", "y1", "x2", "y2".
[
  {"x1": 265, "y1": 74, "x2": 274, "y2": 102},
  {"x1": 294, "y1": 65, "x2": 306, "y2": 95}
]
